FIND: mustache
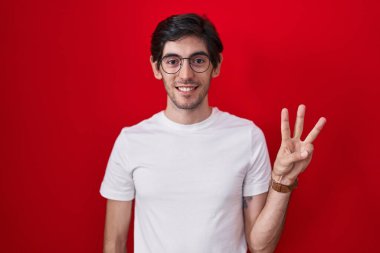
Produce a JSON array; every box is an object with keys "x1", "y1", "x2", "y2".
[{"x1": 175, "y1": 79, "x2": 199, "y2": 85}]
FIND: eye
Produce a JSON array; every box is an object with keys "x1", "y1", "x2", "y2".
[
  {"x1": 191, "y1": 55, "x2": 208, "y2": 65},
  {"x1": 164, "y1": 57, "x2": 180, "y2": 66},
  {"x1": 194, "y1": 58, "x2": 205, "y2": 64},
  {"x1": 168, "y1": 59, "x2": 178, "y2": 65}
]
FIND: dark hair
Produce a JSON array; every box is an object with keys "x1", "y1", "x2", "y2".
[{"x1": 151, "y1": 13, "x2": 223, "y2": 70}]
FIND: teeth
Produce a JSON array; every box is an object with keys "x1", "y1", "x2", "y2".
[{"x1": 178, "y1": 87, "x2": 195, "y2": 92}]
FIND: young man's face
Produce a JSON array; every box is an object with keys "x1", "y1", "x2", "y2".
[{"x1": 151, "y1": 36, "x2": 222, "y2": 111}]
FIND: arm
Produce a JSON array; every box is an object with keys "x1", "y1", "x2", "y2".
[
  {"x1": 244, "y1": 105, "x2": 326, "y2": 253},
  {"x1": 103, "y1": 199, "x2": 133, "y2": 253},
  {"x1": 244, "y1": 183, "x2": 290, "y2": 253}
]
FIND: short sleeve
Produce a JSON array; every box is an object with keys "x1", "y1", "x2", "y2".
[
  {"x1": 243, "y1": 125, "x2": 272, "y2": 196},
  {"x1": 100, "y1": 130, "x2": 135, "y2": 201}
]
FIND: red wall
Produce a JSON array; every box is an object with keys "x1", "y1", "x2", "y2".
[{"x1": 1, "y1": 0, "x2": 379, "y2": 252}]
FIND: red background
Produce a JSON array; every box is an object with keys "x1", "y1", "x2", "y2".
[{"x1": 1, "y1": 0, "x2": 379, "y2": 252}]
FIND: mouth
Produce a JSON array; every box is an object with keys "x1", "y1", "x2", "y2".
[{"x1": 175, "y1": 85, "x2": 199, "y2": 94}]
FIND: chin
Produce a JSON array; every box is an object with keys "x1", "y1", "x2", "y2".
[{"x1": 172, "y1": 98, "x2": 204, "y2": 110}]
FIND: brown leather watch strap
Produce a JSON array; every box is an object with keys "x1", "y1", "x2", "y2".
[{"x1": 271, "y1": 178, "x2": 298, "y2": 193}]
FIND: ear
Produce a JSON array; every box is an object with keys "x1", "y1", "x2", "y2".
[
  {"x1": 211, "y1": 53, "x2": 223, "y2": 78},
  {"x1": 150, "y1": 55, "x2": 163, "y2": 80}
]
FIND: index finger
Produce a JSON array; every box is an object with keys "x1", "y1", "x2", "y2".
[
  {"x1": 304, "y1": 117, "x2": 327, "y2": 143},
  {"x1": 281, "y1": 108, "x2": 291, "y2": 141}
]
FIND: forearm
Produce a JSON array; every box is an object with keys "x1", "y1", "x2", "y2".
[
  {"x1": 103, "y1": 200, "x2": 133, "y2": 253},
  {"x1": 248, "y1": 183, "x2": 291, "y2": 253},
  {"x1": 103, "y1": 237, "x2": 127, "y2": 253}
]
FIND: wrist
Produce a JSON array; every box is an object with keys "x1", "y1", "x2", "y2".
[
  {"x1": 271, "y1": 172, "x2": 298, "y2": 193},
  {"x1": 271, "y1": 172, "x2": 296, "y2": 185},
  {"x1": 280, "y1": 176, "x2": 297, "y2": 186}
]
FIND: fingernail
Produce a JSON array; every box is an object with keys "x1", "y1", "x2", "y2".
[{"x1": 301, "y1": 151, "x2": 308, "y2": 158}]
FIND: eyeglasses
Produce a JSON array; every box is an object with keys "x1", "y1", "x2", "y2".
[{"x1": 159, "y1": 54, "x2": 211, "y2": 74}]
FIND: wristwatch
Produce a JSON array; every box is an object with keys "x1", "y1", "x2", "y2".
[{"x1": 271, "y1": 178, "x2": 298, "y2": 193}]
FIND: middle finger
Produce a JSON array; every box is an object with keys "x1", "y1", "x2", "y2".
[{"x1": 293, "y1": 104, "x2": 306, "y2": 139}]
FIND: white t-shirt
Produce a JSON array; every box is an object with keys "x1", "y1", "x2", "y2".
[{"x1": 100, "y1": 107, "x2": 272, "y2": 253}]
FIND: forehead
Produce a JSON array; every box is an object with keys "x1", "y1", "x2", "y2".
[{"x1": 162, "y1": 36, "x2": 208, "y2": 57}]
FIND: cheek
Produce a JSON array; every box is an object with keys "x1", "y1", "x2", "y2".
[
  {"x1": 200, "y1": 72, "x2": 213, "y2": 84},
  {"x1": 162, "y1": 76, "x2": 175, "y2": 88}
]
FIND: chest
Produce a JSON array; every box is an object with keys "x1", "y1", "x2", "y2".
[{"x1": 129, "y1": 132, "x2": 250, "y2": 204}]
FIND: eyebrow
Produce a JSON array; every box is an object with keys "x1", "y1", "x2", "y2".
[{"x1": 162, "y1": 51, "x2": 209, "y2": 58}]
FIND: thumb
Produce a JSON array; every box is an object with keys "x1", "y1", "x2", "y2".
[
  {"x1": 304, "y1": 143, "x2": 314, "y2": 154},
  {"x1": 286, "y1": 150, "x2": 309, "y2": 164}
]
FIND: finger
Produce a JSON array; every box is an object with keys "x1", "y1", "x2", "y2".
[
  {"x1": 281, "y1": 108, "x2": 291, "y2": 141},
  {"x1": 304, "y1": 117, "x2": 327, "y2": 143},
  {"x1": 302, "y1": 143, "x2": 314, "y2": 155},
  {"x1": 293, "y1": 104, "x2": 305, "y2": 139},
  {"x1": 285, "y1": 150, "x2": 310, "y2": 165}
]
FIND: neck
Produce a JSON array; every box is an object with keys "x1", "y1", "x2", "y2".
[{"x1": 164, "y1": 98, "x2": 212, "y2": 125}]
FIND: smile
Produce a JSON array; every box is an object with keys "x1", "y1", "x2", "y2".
[
  {"x1": 175, "y1": 86, "x2": 198, "y2": 92},
  {"x1": 177, "y1": 86, "x2": 196, "y2": 91}
]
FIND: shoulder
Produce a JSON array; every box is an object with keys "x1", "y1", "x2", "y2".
[
  {"x1": 113, "y1": 111, "x2": 163, "y2": 145},
  {"x1": 215, "y1": 108, "x2": 267, "y2": 145},
  {"x1": 121, "y1": 111, "x2": 162, "y2": 131},
  {"x1": 215, "y1": 108, "x2": 263, "y2": 133}
]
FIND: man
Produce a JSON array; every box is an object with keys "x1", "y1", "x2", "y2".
[{"x1": 100, "y1": 13, "x2": 326, "y2": 253}]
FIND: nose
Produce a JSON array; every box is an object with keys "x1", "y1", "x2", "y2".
[{"x1": 178, "y1": 59, "x2": 195, "y2": 79}]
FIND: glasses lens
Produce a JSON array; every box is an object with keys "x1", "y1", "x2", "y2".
[
  {"x1": 190, "y1": 55, "x2": 210, "y2": 73},
  {"x1": 161, "y1": 56, "x2": 181, "y2": 74}
]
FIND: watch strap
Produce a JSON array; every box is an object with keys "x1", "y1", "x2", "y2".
[{"x1": 271, "y1": 178, "x2": 298, "y2": 193}]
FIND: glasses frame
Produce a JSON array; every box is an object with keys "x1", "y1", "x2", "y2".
[{"x1": 159, "y1": 54, "x2": 211, "y2": 74}]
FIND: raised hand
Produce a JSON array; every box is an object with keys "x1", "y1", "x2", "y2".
[{"x1": 273, "y1": 105, "x2": 327, "y2": 185}]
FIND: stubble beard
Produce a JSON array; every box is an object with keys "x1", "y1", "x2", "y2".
[{"x1": 164, "y1": 79, "x2": 210, "y2": 110}]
